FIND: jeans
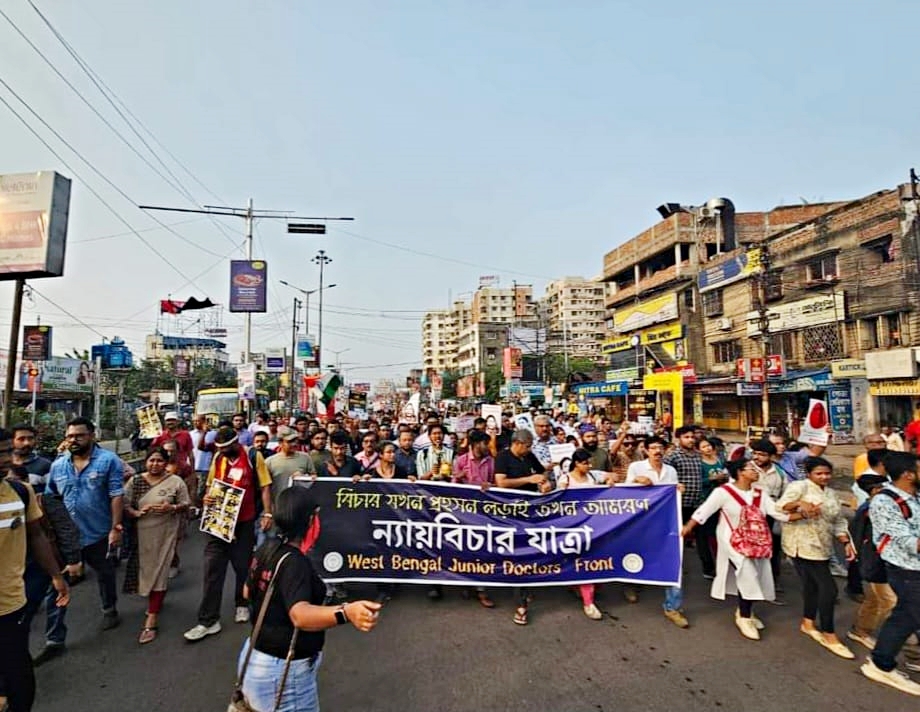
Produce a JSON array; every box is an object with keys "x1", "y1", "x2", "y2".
[
  {"x1": 873, "y1": 566, "x2": 920, "y2": 672},
  {"x1": 238, "y1": 639, "x2": 322, "y2": 712},
  {"x1": 198, "y1": 519, "x2": 255, "y2": 626},
  {"x1": 792, "y1": 557, "x2": 837, "y2": 633},
  {"x1": 0, "y1": 607, "x2": 35, "y2": 712},
  {"x1": 663, "y1": 586, "x2": 683, "y2": 612},
  {"x1": 83, "y1": 536, "x2": 118, "y2": 613},
  {"x1": 21, "y1": 560, "x2": 67, "y2": 645}
]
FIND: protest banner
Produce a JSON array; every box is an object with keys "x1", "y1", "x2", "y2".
[
  {"x1": 481, "y1": 404, "x2": 502, "y2": 437},
  {"x1": 308, "y1": 479, "x2": 682, "y2": 587},
  {"x1": 199, "y1": 480, "x2": 245, "y2": 543}
]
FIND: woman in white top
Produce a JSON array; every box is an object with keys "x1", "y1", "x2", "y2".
[
  {"x1": 557, "y1": 449, "x2": 605, "y2": 620},
  {"x1": 681, "y1": 458, "x2": 801, "y2": 641}
]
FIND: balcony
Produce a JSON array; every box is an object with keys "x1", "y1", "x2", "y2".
[
  {"x1": 605, "y1": 263, "x2": 692, "y2": 308},
  {"x1": 603, "y1": 213, "x2": 695, "y2": 279}
]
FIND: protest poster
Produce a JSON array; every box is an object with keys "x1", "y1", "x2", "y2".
[
  {"x1": 308, "y1": 479, "x2": 682, "y2": 587},
  {"x1": 135, "y1": 404, "x2": 163, "y2": 439},
  {"x1": 549, "y1": 442, "x2": 577, "y2": 480},
  {"x1": 799, "y1": 398, "x2": 830, "y2": 447},
  {"x1": 481, "y1": 404, "x2": 502, "y2": 437},
  {"x1": 513, "y1": 412, "x2": 536, "y2": 435},
  {"x1": 455, "y1": 414, "x2": 476, "y2": 435},
  {"x1": 199, "y1": 480, "x2": 245, "y2": 543}
]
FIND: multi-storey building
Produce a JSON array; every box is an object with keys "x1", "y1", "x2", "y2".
[
  {"x1": 145, "y1": 333, "x2": 229, "y2": 369},
  {"x1": 542, "y1": 277, "x2": 607, "y2": 361},
  {"x1": 470, "y1": 285, "x2": 538, "y2": 327},
  {"x1": 421, "y1": 309, "x2": 456, "y2": 373},
  {"x1": 697, "y1": 183, "x2": 920, "y2": 438},
  {"x1": 456, "y1": 322, "x2": 509, "y2": 375}
]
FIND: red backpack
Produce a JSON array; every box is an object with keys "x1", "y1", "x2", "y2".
[{"x1": 721, "y1": 485, "x2": 773, "y2": 559}]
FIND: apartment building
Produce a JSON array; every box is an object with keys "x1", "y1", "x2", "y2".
[
  {"x1": 456, "y1": 322, "x2": 509, "y2": 376},
  {"x1": 471, "y1": 285, "x2": 539, "y2": 326},
  {"x1": 542, "y1": 277, "x2": 607, "y2": 361}
]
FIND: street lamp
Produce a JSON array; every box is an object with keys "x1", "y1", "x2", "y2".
[
  {"x1": 279, "y1": 280, "x2": 337, "y2": 335},
  {"x1": 327, "y1": 347, "x2": 351, "y2": 371},
  {"x1": 312, "y1": 250, "x2": 333, "y2": 367}
]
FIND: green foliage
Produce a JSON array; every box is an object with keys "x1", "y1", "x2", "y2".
[
  {"x1": 440, "y1": 369, "x2": 460, "y2": 399},
  {"x1": 8, "y1": 406, "x2": 65, "y2": 458},
  {"x1": 483, "y1": 364, "x2": 504, "y2": 402}
]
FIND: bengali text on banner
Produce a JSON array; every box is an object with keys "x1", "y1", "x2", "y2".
[{"x1": 307, "y1": 479, "x2": 683, "y2": 587}]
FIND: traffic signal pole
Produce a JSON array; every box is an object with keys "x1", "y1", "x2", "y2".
[{"x1": 1, "y1": 279, "x2": 25, "y2": 428}]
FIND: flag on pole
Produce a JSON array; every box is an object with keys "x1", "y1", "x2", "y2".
[{"x1": 317, "y1": 372, "x2": 343, "y2": 407}]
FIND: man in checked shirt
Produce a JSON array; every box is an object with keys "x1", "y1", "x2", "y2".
[{"x1": 665, "y1": 425, "x2": 714, "y2": 579}]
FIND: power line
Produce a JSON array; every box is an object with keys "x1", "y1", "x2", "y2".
[
  {"x1": 27, "y1": 285, "x2": 106, "y2": 339},
  {"x1": 72, "y1": 217, "x2": 208, "y2": 243}
]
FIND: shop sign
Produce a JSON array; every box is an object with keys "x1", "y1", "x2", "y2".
[
  {"x1": 737, "y1": 382, "x2": 763, "y2": 396},
  {"x1": 606, "y1": 367, "x2": 639, "y2": 382},
  {"x1": 868, "y1": 378, "x2": 920, "y2": 397},
  {"x1": 603, "y1": 323, "x2": 684, "y2": 352},
  {"x1": 698, "y1": 248, "x2": 762, "y2": 293},
  {"x1": 570, "y1": 380, "x2": 629, "y2": 397},
  {"x1": 769, "y1": 371, "x2": 835, "y2": 394},
  {"x1": 828, "y1": 385, "x2": 854, "y2": 442},
  {"x1": 766, "y1": 354, "x2": 786, "y2": 377},
  {"x1": 653, "y1": 364, "x2": 697, "y2": 383},
  {"x1": 613, "y1": 293, "x2": 678, "y2": 333},
  {"x1": 865, "y1": 349, "x2": 917, "y2": 380},
  {"x1": 830, "y1": 358, "x2": 867, "y2": 380},
  {"x1": 746, "y1": 293, "x2": 845, "y2": 336}
]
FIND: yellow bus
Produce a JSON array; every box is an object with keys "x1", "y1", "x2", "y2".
[{"x1": 195, "y1": 387, "x2": 271, "y2": 424}]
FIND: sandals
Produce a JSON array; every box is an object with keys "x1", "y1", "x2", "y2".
[
  {"x1": 477, "y1": 592, "x2": 496, "y2": 609},
  {"x1": 513, "y1": 605, "x2": 528, "y2": 625},
  {"x1": 139, "y1": 626, "x2": 158, "y2": 645}
]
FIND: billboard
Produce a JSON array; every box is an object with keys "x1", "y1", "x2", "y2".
[
  {"x1": 229, "y1": 260, "x2": 267, "y2": 312},
  {"x1": 22, "y1": 357, "x2": 94, "y2": 394},
  {"x1": 612, "y1": 293, "x2": 678, "y2": 333},
  {"x1": 265, "y1": 348, "x2": 286, "y2": 373},
  {"x1": 22, "y1": 325, "x2": 52, "y2": 361},
  {"x1": 502, "y1": 347, "x2": 523, "y2": 379},
  {"x1": 697, "y1": 248, "x2": 761, "y2": 293},
  {"x1": 0, "y1": 171, "x2": 71, "y2": 280},
  {"x1": 746, "y1": 292, "x2": 845, "y2": 336}
]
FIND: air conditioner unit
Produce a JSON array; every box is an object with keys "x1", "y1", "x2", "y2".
[
  {"x1": 718, "y1": 317, "x2": 733, "y2": 331},
  {"x1": 698, "y1": 206, "x2": 716, "y2": 219}
]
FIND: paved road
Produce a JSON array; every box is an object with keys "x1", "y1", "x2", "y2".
[{"x1": 29, "y1": 528, "x2": 910, "y2": 712}]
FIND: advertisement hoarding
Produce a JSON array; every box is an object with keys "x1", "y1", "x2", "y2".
[
  {"x1": 0, "y1": 171, "x2": 71, "y2": 280},
  {"x1": 21, "y1": 325, "x2": 52, "y2": 361},
  {"x1": 229, "y1": 260, "x2": 268, "y2": 312}
]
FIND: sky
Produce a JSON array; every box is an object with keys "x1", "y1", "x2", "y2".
[{"x1": 1, "y1": 0, "x2": 918, "y2": 383}]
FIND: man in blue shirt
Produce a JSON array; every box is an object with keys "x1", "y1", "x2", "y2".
[
  {"x1": 48, "y1": 416, "x2": 124, "y2": 639},
  {"x1": 862, "y1": 452, "x2": 920, "y2": 696}
]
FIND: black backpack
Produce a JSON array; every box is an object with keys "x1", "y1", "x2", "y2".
[{"x1": 859, "y1": 489, "x2": 912, "y2": 583}]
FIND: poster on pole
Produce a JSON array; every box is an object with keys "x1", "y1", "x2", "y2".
[
  {"x1": 136, "y1": 404, "x2": 163, "y2": 439},
  {"x1": 22, "y1": 325, "x2": 52, "y2": 361},
  {"x1": 229, "y1": 260, "x2": 267, "y2": 312},
  {"x1": 238, "y1": 363, "x2": 257, "y2": 401},
  {"x1": 481, "y1": 404, "x2": 503, "y2": 437},
  {"x1": 798, "y1": 398, "x2": 830, "y2": 447},
  {"x1": 200, "y1": 480, "x2": 245, "y2": 543}
]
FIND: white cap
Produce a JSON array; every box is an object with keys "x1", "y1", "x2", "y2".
[{"x1": 164, "y1": 411, "x2": 179, "y2": 421}]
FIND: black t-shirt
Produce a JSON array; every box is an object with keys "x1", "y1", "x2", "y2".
[
  {"x1": 494, "y1": 449, "x2": 545, "y2": 492},
  {"x1": 247, "y1": 542, "x2": 326, "y2": 659},
  {"x1": 319, "y1": 456, "x2": 362, "y2": 478},
  {"x1": 495, "y1": 428, "x2": 514, "y2": 453}
]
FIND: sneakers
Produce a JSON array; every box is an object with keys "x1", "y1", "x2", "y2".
[
  {"x1": 663, "y1": 609, "x2": 689, "y2": 629},
  {"x1": 100, "y1": 610, "x2": 121, "y2": 631},
  {"x1": 32, "y1": 643, "x2": 65, "y2": 667},
  {"x1": 583, "y1": 603, "x2": 603, "y2": 620},
  {"x1": 861, "y1": 657, "x2": 920, "y2": 696},
  {"x1": 904, "y1": 660, "x2": 920, "y2": 673},
  {"x1": 847, "y1": 629, "x2": 877, "y2": 651},
  {"x1": 735, "y1": 615, "x2": 760, "y2": 640},
  {"x1": 183, "y1": 621, "x2": 222, "y2": 642},
  {"x1": 234, "y1": 606, "x2": 250, "y2": 624}
]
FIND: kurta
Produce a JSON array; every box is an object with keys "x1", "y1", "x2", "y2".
[
  {"x1": 125, "y1": 474, "x2": 190, "y2": 595},
  {"x1": 691, "y1": 484, "x2": 787, "y2": 602}
]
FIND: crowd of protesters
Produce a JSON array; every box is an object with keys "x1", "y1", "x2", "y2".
[{"x1": 5, "y1": 404, "x2": 920, "y2": 710}]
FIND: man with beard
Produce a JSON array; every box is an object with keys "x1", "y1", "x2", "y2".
[
  {"x1": 11, "y1": 424, "x2": 51, "y2": 493},
  {"x1": 309, "y1": 428, "x2": 331, "y2": 471},
  {"x1": 580, "y1": 425, "x2": 612, "y2": 472},
  {"x1": 395, "y1": 428, "x2": 418, "y2": 478},
  {"x1": 292, "y1": 415, "x2": 312, "y2": 452},
  {"x1": 319, "y1": 431, "x2": 362, "y2": 478},
  {"x1": 184, "y1": 427, "x2": 272, "y2": 641},
  {"x1": 47, "y1": 417, "x2": 124, "y2": 633}
]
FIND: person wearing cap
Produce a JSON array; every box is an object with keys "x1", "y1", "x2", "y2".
[
  {"x1": 847, "y1": 469, "x2": 895, "y2": 652},
  {"x1": 152, "y1": 412, "x2": 194, "y2": 474},
  {"x1": 266, "y1": 427, "x2": 316, "y2": 506},
  {"x1": 184, "y1": 426, "x2": 273, "y2": 642}
]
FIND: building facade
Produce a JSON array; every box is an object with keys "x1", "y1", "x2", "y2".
[
  {"x1": 542, "y1": 277, "x2": 607, "y2": 361},
  {"x1": 145, "y1": 333, "x2": 229, "y2": 369},
  {"x1": 456, "y1": 322, "x2": 509, "y2": 375}
]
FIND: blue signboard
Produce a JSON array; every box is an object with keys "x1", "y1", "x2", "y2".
[{"x1": 570, "y1": 380, "x2": 629, "y2": 397}]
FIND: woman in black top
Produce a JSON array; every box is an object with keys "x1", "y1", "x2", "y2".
[{"x1": 238, "y1": 487, "x2": 381, "y2": 712}]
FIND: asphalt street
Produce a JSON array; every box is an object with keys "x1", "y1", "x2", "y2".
[{"x1": 29, "y1": 525, "x2": 913, "y2": 712}]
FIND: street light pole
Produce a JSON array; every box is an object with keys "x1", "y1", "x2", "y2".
[
  {"x1": 279, "y1": 280, "x2": 337, "y2": 364},
  {"x1": 313, "y1": 250, "x2": 332, "y2": 367},
  {"x1": 289, "y1": 296, "x2": 301, "y2": 413}
]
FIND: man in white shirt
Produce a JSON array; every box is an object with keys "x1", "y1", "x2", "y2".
[{"x1": 623, "y1": 436, "x2": 687, "y2": 628}]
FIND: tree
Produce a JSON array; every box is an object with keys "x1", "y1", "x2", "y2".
[
  {"x1": 544, "y1": 353, "x2": 602, "y2": 385},
  {"x1": 483, "y1": 364, "x2": 504, "y2": 403},
  {"x1": 440, "y1": 369, "x2": 460, "y2": 400}
]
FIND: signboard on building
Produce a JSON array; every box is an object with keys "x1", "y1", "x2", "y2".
[
  {"x1": 828, "y1": 385, "x2": 854, "y2": 443},
  {"x1": 766, "y1": 354, "x2": 786, "y2": 377},
  {"x1": 0, "y1": 171, "x2": 71, "y2": 280},
  {"x1": 831, "y1": 358, "x2": 867, "y2": 380},
  {"x1": 697, "y1": 248, "x2": 761, "y2": 293},
  {"x1": 606, "y1": 367, "x2": 639, "y2": 382},
  {"x1": 502, "y1": 347, "x2": 523, "y2": 379},
  {"x1": 297, "y1": 336, "x2": 317, "y2": 366},
  {"x1": 478, "y1": 275, "x2": 500, "y2": 288},
  {"x1": 265, "y1": 348, "x2": 286, "y2": 373},
  {"x1": 627, "y1": 390, "x2": 657, "y2": 421},
  {"x1": 747, "y1": 292, "x2": 845, "y2": 336},
  {"x1": 737, "y1": 382, "x2": 763, "y2": 396},
  {"x1": 747, "y1": 357, "x2": 765, "y2": 383},
  {"x1": 570, "y1": 381, "x2": 628, "y2": 398},
  {"x1": 868, "y1": 378, "x2": 920, "y2": 396},
  {"x1": 229, "y1": 260, "x2": 268, "y2": 312},
  {"x1": 643, "y1": 372, "x2": 684, "y2": 428},
  {"x1": 865, "y1": 349, "x2": 917, "y2": 380},
  {"x1": 613, "y1": 293, "x2": 678, "y2": 333},
  {"x1": 21, "y1": 325, "x2": 51, "y2": 361}
]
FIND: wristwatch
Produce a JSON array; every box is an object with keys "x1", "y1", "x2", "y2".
[{"x1": 334, "y1": 604, "x2": 349, "y2": 625}]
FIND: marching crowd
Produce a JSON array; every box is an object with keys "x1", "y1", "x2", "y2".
[{"x1": 4, "y1": 405, "x2": 920, "y2": 710}]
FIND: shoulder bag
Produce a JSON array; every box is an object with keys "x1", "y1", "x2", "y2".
[{"x1": 228, "y1": 551, "x2": 300, "y2": 712}]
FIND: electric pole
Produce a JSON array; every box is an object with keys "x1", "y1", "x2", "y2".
[
  {"x1": 290, "y1": 297, "x2": 301, "y2": 413},
  {"x1": 138, "y1": 201, "x2": 353, "y2": 365},
  {"x1": 754, "y1": 244, "x2": 773, "y2": 428},
  {"x1": 313, "y1": 250, "x2": 332, "y2": 369}
]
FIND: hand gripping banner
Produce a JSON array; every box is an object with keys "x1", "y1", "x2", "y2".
[{"x1": 305, "y1": 479, "x2": 682, "y2": 587}]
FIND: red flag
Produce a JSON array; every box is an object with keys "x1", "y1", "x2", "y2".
[{"x1": 160, "y1": 299, "x2": 184, "y2": 314}]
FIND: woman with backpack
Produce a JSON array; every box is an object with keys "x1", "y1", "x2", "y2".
[
  {"x1": 681, "y1": 458, "x2": 800, "y2": 641},
  {"x1": 776, "y1": 456, "x2": 857, "y2": 659}
]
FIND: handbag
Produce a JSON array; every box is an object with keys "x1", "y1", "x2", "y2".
[{"x1": 228, "y1": 551, "x2": 300, "y2": 712}]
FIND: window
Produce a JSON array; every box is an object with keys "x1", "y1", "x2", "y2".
[
  {"x1": 863, "y1": 235, "x2": 894, "y2": 264},
  {"x1": 805, "y1": 254, "x2": 839, "y2": 283},
  {"x1": 701, "y1": 289, "x2": 724, "y2": 317},
  {"x1": 886, "y1": 313, "x2": 903, "y2": 346},
  {"x1": 764, "y1": 270, "x2": 783, "y2": 302},
  {"x1": 712, "y1": 340, "x2": 740, "y2": 364},
  {"x1": 683, "y1": 289, "x2": 695, "y2": 310},
  {"x1": 802, "y1": 323, "x2": 843, "y2": 361},
  {"x1": 766, "y1": 331, "x2": 796, "y2": 360}
]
